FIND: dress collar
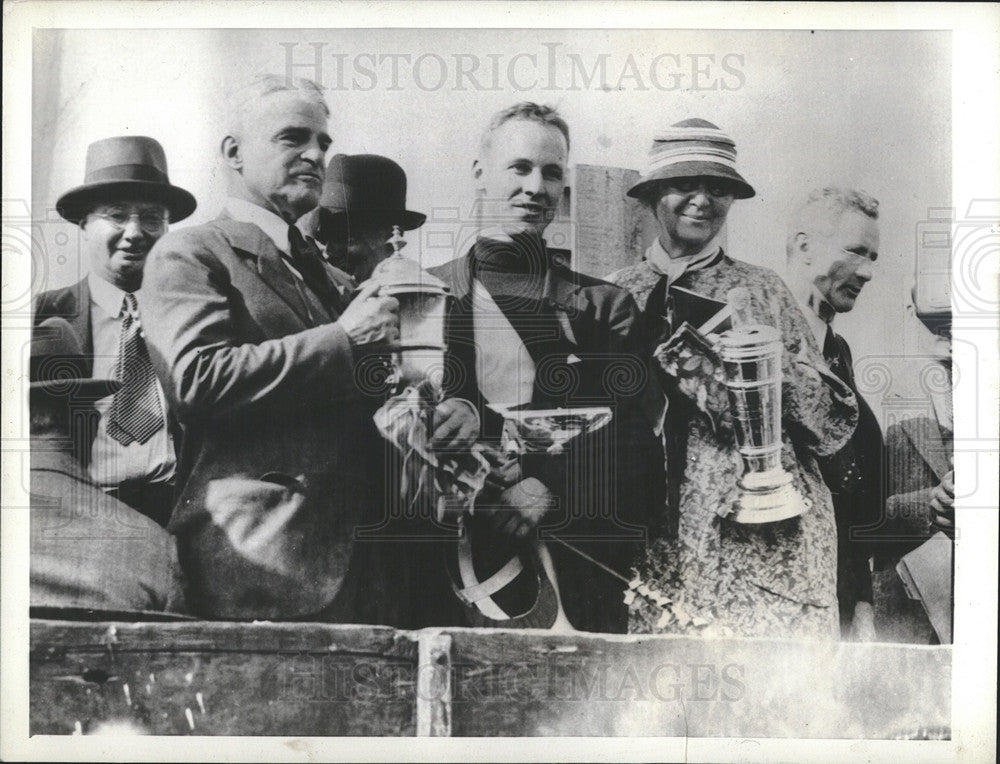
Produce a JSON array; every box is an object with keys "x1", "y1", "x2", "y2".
[{"x1": 644, "y1": 236, "x2": 722, "y2": 285}]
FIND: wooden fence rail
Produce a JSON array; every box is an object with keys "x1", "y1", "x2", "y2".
[{"x1": 29, "y1": 619, "x2": 951, "y2": 738}]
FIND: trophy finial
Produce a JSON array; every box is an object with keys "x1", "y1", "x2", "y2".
[{"x1": 388, "y1": 225, "x2": 407, "y2": 254}]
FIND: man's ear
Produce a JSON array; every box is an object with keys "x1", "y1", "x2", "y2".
[
  {"x1": 221, "y1": 135, "x2": 242, "y2": 170},
  {"x1": 471, "y1": 158, "x2": 484, "y2": 190}
]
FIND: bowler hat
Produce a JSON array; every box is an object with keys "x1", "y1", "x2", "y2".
[
  {"x1": 319, "y1": 154, "x2": 426, "y2": 232},
  {"x1": 30, "y1": 318, "x2": 120, "y2": 399},
  {"x1": 627, "y1": 118, "x2": 755, "y2": 201},
  {"x1": 56, "y1": 136, "x2": 197, "y2": 224}
]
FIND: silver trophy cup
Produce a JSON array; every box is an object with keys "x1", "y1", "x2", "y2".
[{"x1": 718, "y1": 325, "x2": 807, "y2": 523}]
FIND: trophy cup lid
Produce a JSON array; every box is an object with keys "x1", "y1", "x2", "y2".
[{"x1": 367, "y1": 226, "x2": 449, "y2": 296}]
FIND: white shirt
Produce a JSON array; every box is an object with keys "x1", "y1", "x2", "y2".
[
  {"x1": 88, "y1": 272, "x2": 175, "y2": 487},
  {"x1": 225, "y1": 196, "x2": 293, "y2": 255},
  {"x1": 472, "y1": 279, "x2": 536, "y2": 407}
]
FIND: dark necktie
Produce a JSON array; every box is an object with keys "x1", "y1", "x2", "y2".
[
  {"x1": 106, "y1": 292, "x2": 164, "y2": 446},
  {"x1": 287, "y1": 225, "x2": 337, "y2": 311},
  {"x1": 823, "y1": 325, "x2": 851, "y2": 387}
]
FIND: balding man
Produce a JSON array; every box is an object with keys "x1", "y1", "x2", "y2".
[
  {"x1": 141, "y1": 75, "x2": 473, "y2": 621},
  {"x1": 786, "y1": 186, "x2": 884, "y2": 641}
]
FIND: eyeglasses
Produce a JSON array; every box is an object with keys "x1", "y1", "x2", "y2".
[
  {"x1": 665, "y1": 179, "x2": 735, "y2": 199},
  {"x1": 91, "y1": 208, "x2": 168, "y2": 234}
]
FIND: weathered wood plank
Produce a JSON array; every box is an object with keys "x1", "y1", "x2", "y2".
[
  {"x1": 416, "y1": 631, "x2": 453, "y2": 737},
  {"x1": 30, "y1": 620, "x2": 409, "y2": 656},
  {"x1": 30, "y1": 620, "x2": 419, "y2": 736},
  {"x1": 29, "y1": 621, "x2": 952, "y2": 738},
  {"x1": 444, "y1": 629, "x2": 952, "y2": 738}
]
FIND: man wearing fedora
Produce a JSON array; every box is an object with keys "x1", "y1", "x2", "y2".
[
  {"x1": 140, "y1": 74, "x2": 476, "y2": 622},
  {"x1": 301, "y1": 153, "x2": 427, "y2": 284},
  {"x1": 33, "y1": 135, "x2": 196, "y2": 528},
  {"x1": 29, "y1": 317, "x2": 184, "y2": 614}
]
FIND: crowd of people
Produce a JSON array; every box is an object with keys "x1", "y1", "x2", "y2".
[{"x1": 29, "y1": 74, "x2": 954, "y2": 643}]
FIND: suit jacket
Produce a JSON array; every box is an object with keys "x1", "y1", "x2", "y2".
[
  {"x1": 33, "y1": 279, "x2": 183, "y2": 470},
  {"x1": 34, "y1": 279, "x2": 95, "y2": 366},
  {"x1": 140, "y1": 213, "x2": 389, "y2": 620},
  {"x1": 871, "y1": 415, "x2": 953, "y2": 643},
  {"x1": 30, "y1": 447, "x2": 184, "y2": 612},
  {"x1": 427, "y1": 246, "x2": 664, "y2": 633},
  {"x1": 817, "y1": 331, "x2": 885, "y2": 631}
]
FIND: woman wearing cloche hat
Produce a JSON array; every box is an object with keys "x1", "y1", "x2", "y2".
[{"x1": 607, "y1": 119, "x2": 858, "y2": 640}]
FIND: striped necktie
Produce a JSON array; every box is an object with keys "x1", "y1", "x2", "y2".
[{"x1": 106, "y1": 292, "x2": 164, "y2": 446}]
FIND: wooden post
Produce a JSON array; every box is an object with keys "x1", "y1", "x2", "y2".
[{"x1": 415, "y1": 630, "x2": 452, "y2": 737}]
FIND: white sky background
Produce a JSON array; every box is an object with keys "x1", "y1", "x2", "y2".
[{"x1": 32, "y1": 27, "x2": 950, "y2": 414}]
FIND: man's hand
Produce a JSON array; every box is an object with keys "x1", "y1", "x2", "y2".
[
  {"x1": 480, "y1": 445, "x2": 521, "y2": 494},
  {"x1": 428, "y1": 398, "x2": 480, "y2": 453},
  {"x1": 930, "y1": 470, "x2": 955, "y2": 536},
  {"x1": 338, "y1": 281, "x2": 400, "y2": 348},
  {"x1": 491, "y1": 477, "x2": 554, "y2": 541}
]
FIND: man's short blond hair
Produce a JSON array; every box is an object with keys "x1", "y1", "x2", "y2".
[{"x1": 478, "y1": 102, "x2": 570, "y2": 157}]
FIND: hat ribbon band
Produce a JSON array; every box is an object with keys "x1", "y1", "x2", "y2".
[
  {"x1": 85, "y1": 164, "x2": 170, "y2": 185},
  {"x1": 653, "y1": 127, "x2": 735, "y2": 144},
  {"x1": 646, "y1": 150, "x2": 740, "y2": 175}
]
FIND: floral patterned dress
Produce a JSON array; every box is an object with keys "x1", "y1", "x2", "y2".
[{"x1": 608, "y1": 254, "x2": 858, "y2": 640}]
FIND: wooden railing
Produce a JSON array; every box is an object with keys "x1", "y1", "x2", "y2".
[{"x1": 30, "y1": 619, "x2": 951, "y2": 738}]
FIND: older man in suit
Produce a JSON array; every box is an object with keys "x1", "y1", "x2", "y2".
[
  {"x1": 140, "y1": 74, "x2": 476, "y2": 621},
  {"x1": 785, "y1": 186, "x2": 883, "y2": 641},
  {"x1": 33, "y1": 136, "x2": 196, "y2": 527}
]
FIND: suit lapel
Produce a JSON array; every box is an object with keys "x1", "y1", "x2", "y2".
[
  {"x1": 215, "y1": 214, "x2": 334, "y2": 327},
  {"x1": 71, "y1": 279, "x2": 94, "y2": 357}
]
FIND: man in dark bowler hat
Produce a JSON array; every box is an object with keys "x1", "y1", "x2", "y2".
[
  {"x1": 300, "y1": 153, "x2": 427, "y2": 283},
  {"x1": 29, "y1": 317, "x2": 184, "y2": 614},
  {"x1": 140, "y1": 74, "x2": 476, "y2": 621},
  {"x1": 33, "y1": 135, "x2": 197, "y2": 528},
  {"x1": 786, "y1": 186, "x2": 883, "y2": 641}
]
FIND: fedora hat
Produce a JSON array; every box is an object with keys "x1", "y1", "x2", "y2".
[
  {"x1": 319, "y1": 154, "x2": 426, "y2": 233},
  {"x1": 30, "y1": 318, "x2": 120, "y2": 399},
  {"x1": 627, "y1": 118, "x2": 755, "y2": 201},
  {"x1": 56, "y1": 136, "x2": 197, "y2": 224}
]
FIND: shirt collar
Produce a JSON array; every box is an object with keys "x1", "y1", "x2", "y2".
[
  {"x1": 806, "y1": 285, "x2": 838, "y2": 325},
  {"x1": 796, "y1": 284, "x2": 837, "y2": 348},
  {"x1": 644, "y1": 236, "x2": 722, "y2": 284},
  {"x1": 225, "y1": 197, "x2": 292, "y2": 255},
  {"x1": 87, "y1": 271, "x2": 130, "y2": 317}
]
